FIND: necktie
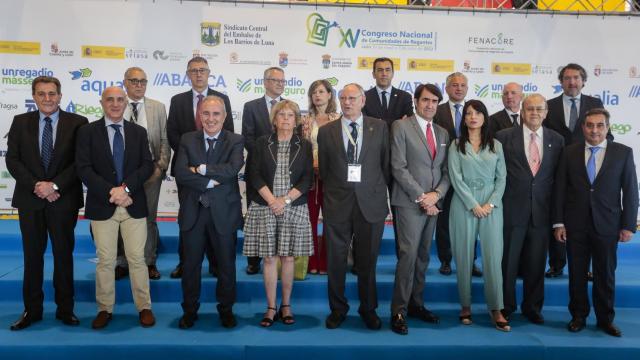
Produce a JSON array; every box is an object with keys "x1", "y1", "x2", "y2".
[
  {"x1": 269, "y1": 99, "x2": 277, "y2": 114},
  {"x1": 454, "y1": 104, "x2": 462, "y2": 138},
  {"x1": 347, "y1": 122, "x2": 358, "y2": 163},
  {"x1": 569, "y1": 98, "x2": 578, "y2": 131},
  {"x1": 41, "y1": 117, "x2": 53, "y2": 172},
  {"x1": 110, "y1": 124, "x2": 124, "y2": 184},
  {"x1": 587, "y1": 146, "x2": 600, "y2": 184},
  {"x1": 426, "y1": 122, "x2": 436, "y2": 160},
  {"x1": 511, "y1": 114, "x2": 518, "y2": 126},
  {"x1": 528, "y1": 132, "x2": 541, "y2": 176},
  {"x1": 199, "y1": 138, "x2": 217, "y2": 208},
  {"x1": 195, "y1": 94, "x2": 204, "y2": 131},
  {"x1": 381, "y1": 91, "x2": 388, "y2": 112},
  {"x1": 130, "y1": 102, "x2": 139, "y2": 123}
]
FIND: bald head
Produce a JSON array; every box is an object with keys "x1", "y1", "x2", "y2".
[
  {"x1": 520, "y1": 93, "x2": 548, "y2": 131},
  {"x1": 502, "y1": 82, "x2": 523, "y2": 113},
  {"x1": 100, "y1": 86, "x2": 127, "y2": 122}
]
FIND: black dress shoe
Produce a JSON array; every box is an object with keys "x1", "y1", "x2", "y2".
[
  {"x1": 179, "y1": 313, "x2": 198, "y2": 329},
  {"x1": 246, "y1": 264, "x2": 260, "y2": 275},
  {"x1": 56, "y1": 312, "x2": 80, "y2": 326},
  {"x1": 10, "y1": 311, "x2": 42, "y2": 331},
  {"x1": 597, "y1": 322, "x2": 622, "y2": 337},
  {"x1": 439, "y1": 262, "x2": 452, "y2": 275},
  {"x1": 390, "y1": 314, "x2": 408, "y2": 335},
  {"x1": 545, "y1": 267, "x2": 563, "y2": 278},
  {"x1": 359, "y1": 310, "x2": 382, "y2": 330},
  {"x1": 148, "y1": 265, "x2": 161, "y2": 280},
  {"x1": 524, "y1": 313, "x2": 544, "y2": 325},
  {"x1": 209, "y1": 267, "x2": 219, "y2": 278},
  {"x1": 325, "y1": 311, "x2": 346, "y2": 329},
  {"x1": 407, "y1": 306, "x2": 439, "y2": 324},
  {"x1": 472, "y1": 264, "x2": 483, "y2": 277},
  {"x1": 217, "y1": 304, "x2": 237, "y2": 328},
  {"x1": 170, "y1": 264, "x2": 183, "y2": 279},
  {"x1": 568, "y1": 318, "x2": 586, "y2": 332},
  {"x1": 115, "y1": 265, "x2": 129, "y2": 280}
]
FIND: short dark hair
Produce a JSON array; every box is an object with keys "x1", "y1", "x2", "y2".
[
  {"x1": 373, "y1": 57, "x2": 394, "y2": 72},
  {"x1": 414, "y1": 83, "x2": 442, "y2": 103},
  {"x1": 585, "y1": 108, "x2": 610, "y2": 126},
  {"x1": 32, "y1": 76, "x2": 61, "y2": 95},
  {"x1": 558, "y1": 63, "x2": 587, "y2": 83},
  {"x1": 187, "y1": 56, "x2": 208, "y2": 68}
]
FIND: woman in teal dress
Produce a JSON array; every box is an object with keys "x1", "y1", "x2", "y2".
[{"x1": 447, "y1": 100, "x2": 509, "y2": 331}]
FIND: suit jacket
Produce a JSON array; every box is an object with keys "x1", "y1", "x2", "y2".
[
  {"x1": 495, "y1": 126, "x2": 564, "y2": 227},
  {"x1": 141, "y1": 97, "x2": 171, "y2": 172},
  {"x1": 318, "y1": 115, "x2": 390, "y2": 223},
  {"x1": 167, "y1": 88, "x2": 234, "y2": 175},
  {"x1": 390, "y1": 116, "x2": 450, "y2": 208},
  {"x1": 174, "y1": 129, "x2": 244, "y2": 234},
  {"x1": 76, "y1": 118, "x2": 154, "y2": 220},
  {"x1": 6, "y1": 110, "x2": 88, "y2": 210},
  {"x1": 249, "y1": 133, "x2": 312, "y2": 207},
  {"x1": 553, "y1": 141, "x2": 638, "y2": 236},
  {"x1": 434, "y1": 102, "x2": 458, "y2": 140},
  {"x1": 362, "y1": 86, "x2": 414, "y2": 129},
  {"x1": 241, "y1": 96, "x2": 278, "y2": 154},
  {"x1": 489, "y1": 109, "x2": 519, "y2": 135},
  {"x1": 543, "y1": 94, "x2": 608, "y2": 145}
]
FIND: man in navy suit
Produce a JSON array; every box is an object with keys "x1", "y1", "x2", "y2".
[
  {"x1": 553, "y1": 108, "x2": 637, "y2": 337},
  {"x1": 489, "y1": 82, "x2": 523, "y2": 135},
  {"x1": 362, "y1": 57, "x2": 413, "y2": 128},
  {"x1": 175, "y1": 96, "x2": 244, "y2": 329}
]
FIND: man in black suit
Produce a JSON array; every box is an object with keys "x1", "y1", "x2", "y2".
[
  {"x1": 76, "y1": 86, "x2": 155, "y2": 329},
  {"x1": 174, "y1": 96, "x2": 244, "y2": 329},
  {"x1": 543, "y1": 63, "x2": 607, "y2": 278},
  {"x1": 318, "y1": 83, "x2": 390, "y2": 330},
  {"x1": 167, "y1": 56, "x2": 233, "y2": 278},
  {"x1": 553, "y1": 108, "x2": 637, "y2": 337},
  {"x1": 489, "y1": 82, "x2": 523, "y2": 135},
  {"x1": 362, "y1": 57, "x2": 413, "y2": 127},
  {"x1": 241, "y1": 66, "x2": 286, "y2": 275},
  {"x1": 495, "y1": 94, "x2": 564, "y2": 324},
  {"x1": 434, "y1": 72, "x2": 482, "y2": 277},
  {"x1": 6, "y1": 76, "x2": 87, "y2": 330}
]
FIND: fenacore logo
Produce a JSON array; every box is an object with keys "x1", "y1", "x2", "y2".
[
  {"x1": 66, "y1": 101, "x2": 104, "y2": 118},
  {"x1": 468, "y1": 33, "x2": 514, "y2": 46},
  {"x1": 629, "y1": 85, "x2": 640, "y2": 98},
  {"x1": 152, "y1": 72, "x2": 227, "y2": 89},
  {"x1": 610, "y1": 123, "x2": 632, "y2": 135},
  {"x1": 2, "y1": 67, "x2": 54, "y2": 86},
  {"x1": 69, "y1": 68, "x2": 92, "y2": 80},
  {"x1": 201, "y1": 22, "x2": 222, "y2": 46}
]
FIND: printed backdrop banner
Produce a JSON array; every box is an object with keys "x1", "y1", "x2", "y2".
[{"x1": 1, "y1": 0, "x2": 639, "y2": 216}]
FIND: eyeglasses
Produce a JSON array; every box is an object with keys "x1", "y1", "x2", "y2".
[
  {"x1": 188, "y1": 68, "x2": 210, "y2": 75},
  {"x1": 339, "y1": 95, "x2": 362, "y2": 103},
  {"x1": 265, "y1": 78, "x2": 286, "y2": 85},
  {"x1": 127, "y1": 78, "x2": 148, "y2": 86}
]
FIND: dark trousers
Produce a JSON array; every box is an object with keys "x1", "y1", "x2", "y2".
[
  {"x1": 325, "y1": 201, "x2": 384, "y2": 315},
  {"x1": 567, "y1": 218, "x2": 618, "y2": 324},
  {"x1": 502, "y1": 220, "x2": 549, "y2": 316},
  {"x1": 177, "y1": 182, "x2": 215, "y2": 269},
  {"x1": 18, "y1": 207, "x2": 78, "y2": 316},
  {"x1": 181, "y1": 205, "x2": 237, "y2": 314},
  {"x1": 308, "y1": 178, "x2": 327, "y2": 273},
  {"x1": 548, "y1": 233, "x2": 567, "y2": 271}
]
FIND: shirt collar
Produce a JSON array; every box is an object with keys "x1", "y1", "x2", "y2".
[
  {"x1": 39, "y1": 109, "x2": 60, "y2": 122},
  {"x1": 449, "y1": 100, "x2": 464, "y2": 109},
  {"x1": 203, "y1": 130, "x2": 221, "y2": 141},
  {"x1": 342, "y1": 114, "x2": 363, "y2": 128},
  {"x1": 586, "y1": 139, "x2": 607, "y2": 150},
  {"x1": 192, "y1": 88, "x2": 208, "y2": 98},
  {"x1": 562, "y1": 93, "x2": 581, "y2": 103},
  {"x1": 415, "y1": 113, "x2": 433, "y2": 125},
  {"x1": 128, "y1": 96, "x2": 145, "y2": 105},
  {"x1": 105, "y1": 117, "x2": 124, "y2": 127},
  {"x1": 376, "y1": 86, "x2": 391, "y2": 95},
  {"x1": 523, "y1": 125, "x2": 543, "y2": 139}
]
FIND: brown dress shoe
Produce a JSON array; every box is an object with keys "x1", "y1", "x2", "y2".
[
  {"x1": 148, "y1": 265, "x2": 161, "y2": 280},
  {"x1": 139, "y1": 309, "x2": 156, "y2": 327},
  {"x1": 92, "y1": 311, "x2": 112, "y2": 329}
]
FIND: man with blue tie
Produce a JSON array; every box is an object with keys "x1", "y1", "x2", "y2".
[
  {"x1": 553, "y1": 108, "x2": 637, "y2": 337},
  {"x1": 76, "y1": 86, "x2": 155, "y2": 329}
]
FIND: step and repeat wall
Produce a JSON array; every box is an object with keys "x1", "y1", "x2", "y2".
[{"x1": 1, "y1": 0, "x2": 639, "y2": 216}]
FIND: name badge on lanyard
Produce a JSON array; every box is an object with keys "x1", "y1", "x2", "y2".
[{"x1": 344, "y1": 122, "x2": 361, "y2": 183}]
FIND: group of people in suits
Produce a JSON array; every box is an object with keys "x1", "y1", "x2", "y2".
[{"x1": 6, "y1": 60, "x2": 637, "y2": 339}]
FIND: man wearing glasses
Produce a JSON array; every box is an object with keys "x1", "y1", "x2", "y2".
[
  {"x1": 167, "y1": 57, "x2": 234, "y2": 279},
  {"x1": 114, "y1": 67, "x2": 171, "y2": 281},
  {"x1": 241, "y1": 66, "x2": 286, "y2": 275}
]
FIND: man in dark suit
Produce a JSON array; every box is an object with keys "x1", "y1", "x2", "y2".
[
  {"x1": 76, "y1": 86, "x2": 155, "y2": 329},
  {"x1": 362, "y1": 57, "x2": 413, "y2": 127},
  {"x1": 553, "y1": 108, "x2": 637, "y2": 337},
  {"x1": 318, "y1": 83, "x2": 390, "y2": 330},
  {"x1": 434, "y1": 72, "x2": 482, "y2": 277},
  {"x1": 241, "y1": 66, "x2": 286, "y2": 275},
  {"x1": 543, "y1": 63, "x2": 607, "y2": 278},
  {"x1": 6, "y1": 76, "x2": 87, "y2": 330},
  {"x1": 495, "y1": 94, "x2": 564, "y2": 324},
  {"x1": 167, "y1": 56, "x2": 233, "y2": 278},
  {"x1": 389, "y1": 84, "x2": 449, "y2": 335},
  {"x1": 489, "y1": 82, "x2": 523, "y2": 135},
  {"x1": 174, "y1": 96, "x2": 244, "y2": 329}
]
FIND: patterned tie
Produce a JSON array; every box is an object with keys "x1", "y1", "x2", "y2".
[
  {"x1": 130, "y1": 102, "x2": 139, "y2": 123},
  {"x1": 426, "y1": 122, "x2": 436, "y2": 160},
  {"x1": 528, "y1": 132, "x2": 541, "y2": 176},
  {"x1": 511, "y1": 114, "x2": 518, "y2": 126},
  {"x1": 454, "y1": 104, "x2": 462, "y2": 138},
  {"x1": 587, "y1": 146, "x2": 600, "y2": 184},
  {"x1": 195, "y1": 94, "x2": 204, "y2": 130},
  {"x1": 347, "y1": 122, "x2": 358, "y2": 163},
  {"x1": 41, "y1": 117, "x2": 53, "y2": 172},
  {"x1": 381, "y1": 91, "x2": 388, "y2": 112},
  {"x1": 569, "y1": 98, "x2": 578, "y2": 131},
  {"x1": 110, "y1": 124, "x2": 124, "y2": 184},
  {"x1": 206, "y1": 137, "x2": 217, "y2": 163}
]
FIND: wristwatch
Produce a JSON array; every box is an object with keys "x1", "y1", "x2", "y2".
[
  {"x1": 122, "y1": 184, "x2": 131, "y2": 194},
  {"x1": 284, "y1": 196, "x2": 292, "y2": 205},
  {"x1": 489, "y1": 203, "x2": 495, "y2": 208},
  {"x1": 52, "y1": 183, "x2": 59, "y2": 191}
]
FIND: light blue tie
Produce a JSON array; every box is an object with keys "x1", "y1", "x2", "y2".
[
  {"x1": 587, "y1": 146, "x2": 600, "y2": 184},
  {"x1": 454, "y1": 104, "x2": 462, "y2": 138}
]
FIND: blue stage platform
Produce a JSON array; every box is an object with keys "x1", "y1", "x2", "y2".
[{"x1": 0, "y1": 219, "x2": 639, "y2": 359}]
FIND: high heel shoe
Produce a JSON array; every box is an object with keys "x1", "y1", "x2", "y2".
[
  {"x1": 260, "y1": 307, "x2": 278, "y2": 327},
  {"x1": 278, "y1": 304, "x2": 295, "y2": 325},
  {"x1": 491, "y1": 312, "x2": 511, "y2": 332},
  {"x1": 459, "y1": 314, "x2": 473, "y2": 325}
]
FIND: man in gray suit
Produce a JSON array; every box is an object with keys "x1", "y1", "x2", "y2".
[
  {"x1": 318, "y1": 83, "x2": 390, "y2": 331},
  {"x1": 389, "y1": 83, "x2": 449, "y2": 335},
  {"x1": 116, "y1": 67, "x2": 171, "y2": 280}
]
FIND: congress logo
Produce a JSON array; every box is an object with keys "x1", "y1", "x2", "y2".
[
  {"x1": 69, "y1": 68, "x2": 92, "y2": 80},
  {"x1": 201, "y1": 22, "x2": 222, "y2": 47},
  {"x1": 306, "y1": 13, "x2": 359, "y2": 48}
]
